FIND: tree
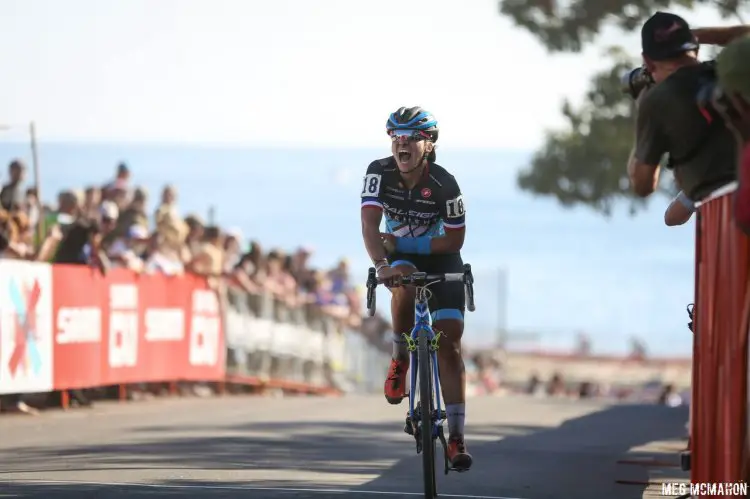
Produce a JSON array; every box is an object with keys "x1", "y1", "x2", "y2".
[{"x1": 499, "y1": 0, "x2": 748, "y2": 216}]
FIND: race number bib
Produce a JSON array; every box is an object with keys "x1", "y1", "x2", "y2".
[
  {"x1": 445, "y1": 195, "x2": 465, "y2": 218},
  {"x1": 361, "y1": 174, "x2": 382, "y2": 197}
]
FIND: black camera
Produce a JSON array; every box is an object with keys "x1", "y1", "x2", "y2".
[{"x1": 621, "y1": 66, "x2": 655, "y2": 99}]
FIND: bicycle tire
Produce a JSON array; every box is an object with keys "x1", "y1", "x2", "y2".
[{"x1": 418, "y1": 333, "x2": 437, "y2": 498}]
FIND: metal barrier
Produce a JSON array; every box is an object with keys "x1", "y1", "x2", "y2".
[
  {"x1": 223, "y1": 285, "x2": 389, "y2": 394},
  {"x1": 692, "y1": 185, "x2": 750, "y2": 488}
]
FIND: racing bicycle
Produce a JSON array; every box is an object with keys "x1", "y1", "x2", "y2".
[{"x1": 366, "y1": 263, "x2": 476, "y2": 499}]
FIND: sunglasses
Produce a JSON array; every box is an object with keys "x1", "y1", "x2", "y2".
[{"x1": 389, "y1": 129, "x2": 430, "y2": 142}]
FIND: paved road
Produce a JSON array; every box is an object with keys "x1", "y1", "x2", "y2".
[{"x1": 0, "y1": 394, "x2": 688, "y2": 499}]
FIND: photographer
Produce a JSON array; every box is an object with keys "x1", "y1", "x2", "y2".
[{"x1": 626, "y1": 12, "x2": 748, "y2": 202}]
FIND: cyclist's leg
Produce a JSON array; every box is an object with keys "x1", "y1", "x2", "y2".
[
  {"x1": 428, "y1": 256, "x2": 472, "y2": 470},
  {"x1": 383, "y1": 254, "x2": 420, "y2": 404}
]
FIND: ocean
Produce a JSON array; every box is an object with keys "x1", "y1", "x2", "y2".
[{"x1": 0, "y1": 141, "x2": 695, "y2": 356}]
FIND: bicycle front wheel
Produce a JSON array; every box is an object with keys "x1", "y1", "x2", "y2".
[{"x1": 418, "y1": 333, "x2": 437, "y2": 498}]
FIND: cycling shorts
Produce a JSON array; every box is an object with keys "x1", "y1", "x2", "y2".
[{"x1": 387, "y1": 252, "x2": 465, "y2": 322}]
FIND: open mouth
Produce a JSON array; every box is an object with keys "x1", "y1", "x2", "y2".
[{"x1": 397, "y1": 151, "x2": 412, "y2": 162}]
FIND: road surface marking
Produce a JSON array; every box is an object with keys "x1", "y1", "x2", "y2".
[{"x1": 11, "y1": 479, "x2": 529, "y2": 499}]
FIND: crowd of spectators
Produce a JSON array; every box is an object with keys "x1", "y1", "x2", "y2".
[{"x1": 1, "y1": 159, "x2": 387, "y2": 414}]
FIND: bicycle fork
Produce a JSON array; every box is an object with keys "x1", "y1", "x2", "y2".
[{"x1": 403, "y1": 325, "x2": 451, "y2": 471}]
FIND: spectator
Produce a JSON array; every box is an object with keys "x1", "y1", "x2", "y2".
[
  {"x1": 1, "y1": 154, "x2": 387, "y2": 411},
  {"x1": 189, "y1": 225, "x2": 223, "y2": 277},
  {"x1": 82, "y1": 186, "x2": 101, "y2": 220},
  {"x1": 25, "y1": 187, "x2": 40, "y2": 231},
  {"x1": 146, "y1": 218, "x2": 189, "y2": 276},
  {"x1": 328, "y1": 257, "x2": 360, "y2": 324},
  {"x1": 36, "y1": 190, "x2": 81, "y2": 262},
  {"x1": 0, "y1": 209, "x2": 20, "y2": 258},
  {"x1": 360, "y1": 313, "x2": 391, "y2": 353},
  {"x1": 264, "y1": 249, "x2": 298, "y2": 307},
  {"x1": 289, "y1": 246, "x2": 315, "y2": 293},
  {"x1": 0, "y1": 159, "x2": 26, "y2": 212},
  {"x1": 184, "y1": 214, "x2": 205, "y2": 257},
  {"x1": 237, "y1": 240, "x2": 265, "y2": 285},
  {"x1": 546, "y1": 372, "x2": 566, "y2": 397},
  {"x1": 108, "y1": 224, "x2": 150, "y2": 273},
  {"x1": 10, "y1": 211, "x2": 34, "y2": 259},
  {"x1": 154, "y1": 184, "x2": 180, "y2": 229},
  {"x1": 103, "y1": 162, "x2": 131, "y2": 200},
  {"x1": 526, "y1": 373, "x2": 542, "y2": 395},
  {"x1": 328, "y1": 258, "x2": 351, "y2": 295},
  {"x1": 116, "y1": 187, "x2": 148, "y2": 236},
  {"x1": 223, "y1": 228, "x2": 244, "y2": 272},
  {"x1": 309, "y1": 269, "x2": 349, "y2": 320},
  {"x1": 52, "y1": 216, "x2": 106, "y2": 273}
]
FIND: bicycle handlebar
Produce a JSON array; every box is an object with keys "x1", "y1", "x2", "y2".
[{"x1": 365, "y1": 263, "x2": 476, "y2": 317}]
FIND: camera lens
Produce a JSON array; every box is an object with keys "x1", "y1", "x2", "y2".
[{"x1": 621, "y1": 67, "x2": 653, "y2": 99}]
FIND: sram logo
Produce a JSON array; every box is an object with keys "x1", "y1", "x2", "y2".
[
  {"x1": 189, "y1": 290, "x2": 220, "y2": 367},
  {"x1": 108, "y1": 284, "x2": 139, "y2": 368}
]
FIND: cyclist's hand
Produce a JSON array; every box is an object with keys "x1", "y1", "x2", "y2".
[
  {"x1": 380, "y1": 233, "x2": 396, "y2": 254},
  {"x1": 377, "y1": 265, "x2": 403, "y2": 288}
]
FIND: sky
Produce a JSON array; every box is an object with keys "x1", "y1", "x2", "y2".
[{"x1": 1, "y1": 0, "x2": 738, "y2": 150}]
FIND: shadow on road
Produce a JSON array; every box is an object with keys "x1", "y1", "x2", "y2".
[
  {"x1": 0, "y1": 402, "x2": 688, "y2": 499},
  {"x1": 358, "y1": 403, "x2": 688, "y2": 499}
]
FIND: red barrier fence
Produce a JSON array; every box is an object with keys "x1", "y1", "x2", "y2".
[
  {"x1": 692, "y1": 186, "x2": 750, "y2": 493},
  {"x1": 0, "y1": 261, "x2": 225, "y2": 398}
]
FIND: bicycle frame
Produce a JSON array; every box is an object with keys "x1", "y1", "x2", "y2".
[{"x1": 407, "y1": 290, "x2": 444, "y2": 437}]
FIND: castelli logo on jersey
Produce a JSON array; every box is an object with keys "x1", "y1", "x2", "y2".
[{"x1": 421, "y1": 188, "x2": 432, "y2": 198}]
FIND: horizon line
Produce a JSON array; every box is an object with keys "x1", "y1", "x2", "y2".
[{"x1": 0, "y1": 138, "x2": 535, "y2": 154}]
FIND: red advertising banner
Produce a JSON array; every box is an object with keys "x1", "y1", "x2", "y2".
[{"x1": 52, "y1": 265, "x2": 225, "y2": 390}]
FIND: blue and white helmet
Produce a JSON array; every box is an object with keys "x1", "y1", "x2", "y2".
[{"x1": 386, "y1": 106, "x2": 439, "y2": 142}]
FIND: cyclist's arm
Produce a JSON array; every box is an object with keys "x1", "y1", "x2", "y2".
[
  {"x1": 628, "y1": 88, "x2": 666, "y2": 197},
  {"x1": 432, "y1": 184, "x2": 466, "y2": 253},
  {"x1": 429, "y1": 225, "x2": 465, "y2": 253},
  {"x1": 361, "y1": 164, "x2": 389, "y2": 266}
]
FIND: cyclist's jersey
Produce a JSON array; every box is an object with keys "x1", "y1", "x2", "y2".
[{"x1": 360, "y1": 157, "x2": 466, "y2": 242}]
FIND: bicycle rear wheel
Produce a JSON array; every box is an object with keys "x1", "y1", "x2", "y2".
[{"x1": 418, "y1": 333, "x2": 437, "y2": 498}]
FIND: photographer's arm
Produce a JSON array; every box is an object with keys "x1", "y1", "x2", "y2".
[
  {"x1": 628, "y1": 89, "x2": 666, "y2": 197},
  {"x1": 665, "y1": 191, "x2": 696, "y2": 226},
  {"x1": 693, "y1": 25, "x2": 750, "y2": 46}
]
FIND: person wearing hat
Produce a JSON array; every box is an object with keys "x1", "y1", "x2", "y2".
[{"x1": 627, "y1": 12, "x2": 747, "y2": 204}]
